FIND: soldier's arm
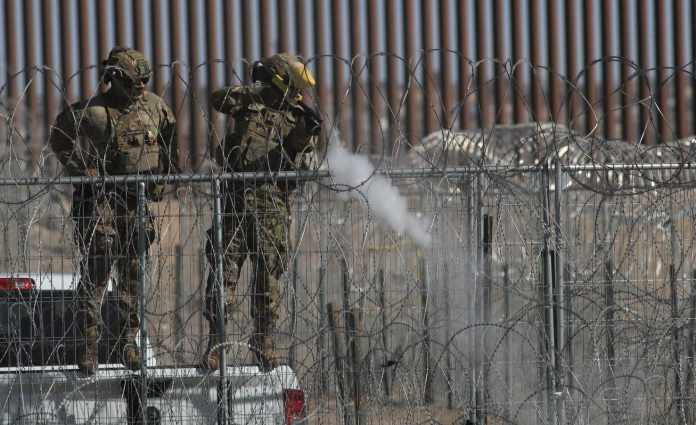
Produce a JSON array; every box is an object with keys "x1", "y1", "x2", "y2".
[
  {"x1": 48, "y1": 107, "x2": 93, "y2": 176},
  {"x1": 210, "y1": 85, "x2": 250, "y2": 115},
  {"x1": 285, "y1": 102, "x2": 322, "y2": 154}
]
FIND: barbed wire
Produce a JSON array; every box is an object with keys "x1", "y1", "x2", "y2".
[{"x1": 1, "y1": 54, "x2": 696, "y2": 424}]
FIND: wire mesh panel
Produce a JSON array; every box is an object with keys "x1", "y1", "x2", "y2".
[{"x1": 3, "y1": 144, "x2": 696, "y2": 424}]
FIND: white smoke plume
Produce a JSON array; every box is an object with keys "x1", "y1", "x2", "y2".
[{"x1": 326, "y1": 139, "x2": 432, "y2": 248}]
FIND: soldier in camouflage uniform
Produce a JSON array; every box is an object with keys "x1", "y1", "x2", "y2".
[
  {"x1": 49, "y1": 47, "x2": 177, "y2": 375},
  {"x1": 202, "y1": 53, "x2": 321, "y2": 371}
]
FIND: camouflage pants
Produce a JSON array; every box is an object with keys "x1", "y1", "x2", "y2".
[
  {"x1": 72, "y1": 189, "x2": 155, "y2": 343},
  {"x1": 205, "y1": 186, "x2": 290, "y2": 339}
]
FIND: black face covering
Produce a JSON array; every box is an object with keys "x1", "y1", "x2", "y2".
[{"x1": 251, "y1": 61, "x2": 274, "y2": 83}]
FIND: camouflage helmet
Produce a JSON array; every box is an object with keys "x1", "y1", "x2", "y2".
[
  {"x1": 102, "y1": 47, "x2": 152, "y2": 83},
  {"x1": 253, "y1": 53, "x2": 316, "y2": 91}
]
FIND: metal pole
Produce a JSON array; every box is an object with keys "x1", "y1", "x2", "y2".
[
  {"x1": 419, "y1": 257, "x2": 433, "y2": 405},
  {"x1": 619, "y1": 0, "x2": 637, "y2": 142},
  {"x1": 137, "y1": 182, "x2": 148, "y2": 425},
  {"x1": 482, "y1": 213, "x2": 493, "y2": 418},
  {"x1": 548, "y1": 0, "x2": 562, "y2": 123},
  {"x1": 23, "y1": 0, "x2": 39, "y2": 167},
  {"x1": 457, "y1": 0, "x2": 474, "y2": 129},
  {"x1": 422, "y1": 0, "x2": 437, "y2": 135},
  {"x1": 327, "y1": 303, "x2": 351, "y2": 425},
  {"x1": 60, "y1": 0, "x2": 75, "y2": 105},
  {"x1": 42, "y1": 0, "x2": 58, "y2": 139},
  {"x1": 340, "y1": 258, "x2": 353, "y2": 400},
  {"x1": 187, "y1": 0, "x2": 204, "y2": 169},
  {"x1": 368, "y1": 0, "x2": 382, "y2": 154},
  {"x1": 404, "y1": 0, "x2": 419, "y2": 147},
  {"x1": 583, "y1": 0, "x2": 598, "y2": 135},
  {"x1": 443, "y1": 263, "x2": 453, "y2": 409},
  {"x1": 349, "y1": 0, "x2": 364, "y2": 150},
  {"x1": 566, "y1": 0, "x2": 580, "y2": 130},
  {"x1": 503, "y1": 263, "x2": 511, "y2": 420},
  {"x1": 541, "y1": 165, "x2": 557, "y2": 425},
  {"x1": 475, "y1": 175, "x2": 484, "y2": 424},
  {"x1": 602, "y1": 200, "x2": 617, "y2": 425},
  {"x1": 5, "y1": 0, "x2": 19, "y2": 107},
  {"x1": 289, "y1": 187, "x2": 302, "y2": 370},
  {"x1": 467, "y1": 176, "x2": 478, "y2": 421},
  {"x1": 439, "y1": 0, "x2": 454, "y2": 127},
  {"x1": 512, "y1": 0, "x2": 527, "y2": 124},
  {"x1": 669, "y1": 211, "x2": 686, "y2": 424},
  {"x1": 378, "y1": 269, "x2": 390, "y2": 399},
  {"x1": 475, "y1": 0, "x2": 493, "y2": 128},
  {"x1": 318, "y1": 260, "x2": 328, "y2": 392},
  {"x1": 151, "y1": 0, "x2": 166, "y2": 96},
  {"x1": 529, "y1": 0, "x2": 545, "y2": 122},
  {"x1": 175, "y1": 244, "x2": 184, "y2": 363},
  {"x1": 212, "y1": 178, "x2": 228, "y2": 425},
  {"x1": 493, "y1": 0, "x2": 509, "y2": 124},
  {"x1": 601, "y1": 0, "x2": 617, "y2": 139},
  {"x1": 78, "y1": 0, "x2": 94, "y2": 99},
  {"x1": 318, "y1": 189, "x2": 329, "y2": 393},
  {"x1": 685, "y1": 269, "x2": 696, "y2": 422},
  {"x1": 656, "y1": 0, "x2": 670, "y2": 142},
  {"x1": 554, "y1": 159, "x2": 566, "y2": 425},
  {"x1": 637, "y1": 0, "x2": 653, "y2": 144}
]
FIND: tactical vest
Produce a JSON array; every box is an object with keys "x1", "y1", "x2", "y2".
[
  {"x1": 230, "y1": 102, "x2": 297, "y2": 168},
  {"x1": 103, "y1": 105, "x2": 161, "y2": 175}
]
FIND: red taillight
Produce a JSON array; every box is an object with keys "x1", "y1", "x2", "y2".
[
  {"x1": 283, "y1": 388, "x2": 305, "y2": 424},
  {"x1": 0, "y1": 277, "x2": 34, "y2": 291}
]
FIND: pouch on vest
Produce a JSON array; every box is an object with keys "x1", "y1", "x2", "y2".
[
  {"x1": 107, "y1": 108, "x2": 161, "y2": 174},
  {"x1": 240, "y1": 103, "x2": 296, "y2": 163}
]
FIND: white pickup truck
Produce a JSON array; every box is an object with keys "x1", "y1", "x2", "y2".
[{"x1": 0, "y1": 272, "x2": 307, "y2": 425}]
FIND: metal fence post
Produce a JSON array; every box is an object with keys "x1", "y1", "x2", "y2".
[
  {"x1": 419, "y1": 257, "x2": 432, "y2": 405},
  {"x1": 540, "y1": 164, "x2": 557, "y2": 425},
  {"x1": 502, "y1": 261, "x2": 511, "y2": 420},
  {"x1": 443, "y1": 263, "x2": 453, "y2": 409},
  {"x1": 468, "y1": 175, "x2": 480, "y2": 423},
  {"x1": 602, "y1": 198, "x2": 617, "y2": 425},
  {"x1": 554, "y1": 158, "x2": 566, "y2": 425},
  {"x1": 289, "y1": 186, "x2": 302, "y2": 370},
  {"x1": 175, "y1": 244, "x2": 184, "y2": 363},
  {"x1": 686, "y1": 269, "x2": 696, "y2": 422},
  {"x1": 378, "y1": 268, "x2": 391, "y2": 399},
  {"x1": 212, "y1": 178, "x2": 228, "y2": 425},
  {"x1": 137, "y1": 182, "x2": 149, "y2": 425},
  {"x1": 669, "y1": 206, "x2": 686, "y2": 425},
  {"x1": 482, "y1": 213, "x2": 493, "y2": 415}
]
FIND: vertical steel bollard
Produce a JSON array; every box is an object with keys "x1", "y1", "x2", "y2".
[
  {"x1": 137, "y1": 182, "x2": 148, "y2": 425},
  {"x1": 212, "y1": 178, "x2": 228, "y2": 425}
]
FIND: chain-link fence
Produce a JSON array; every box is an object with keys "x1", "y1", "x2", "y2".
[{"x1": 2, "y1": 151, "x2": 696, "y2": 424}]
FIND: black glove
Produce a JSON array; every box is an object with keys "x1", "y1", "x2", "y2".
[{"x1": 300, "y1": 102, "x2": 322, "y2": 136}]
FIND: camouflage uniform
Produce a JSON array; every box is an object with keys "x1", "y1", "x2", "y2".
[
  {"x1": 49, "y1": 48, "x2": 177, "y2": 374},
  {"x1": 204, "y1": 53, "x2": 320, "y2": 370}
]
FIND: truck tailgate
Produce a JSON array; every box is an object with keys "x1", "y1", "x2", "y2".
[{"x1": 0, "y1": 365, "x2": 301, "y2": 425}]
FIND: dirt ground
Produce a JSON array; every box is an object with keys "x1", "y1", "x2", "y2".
[{"x1": 304, "y1": 396, "x2": 473, "y2": 425}]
